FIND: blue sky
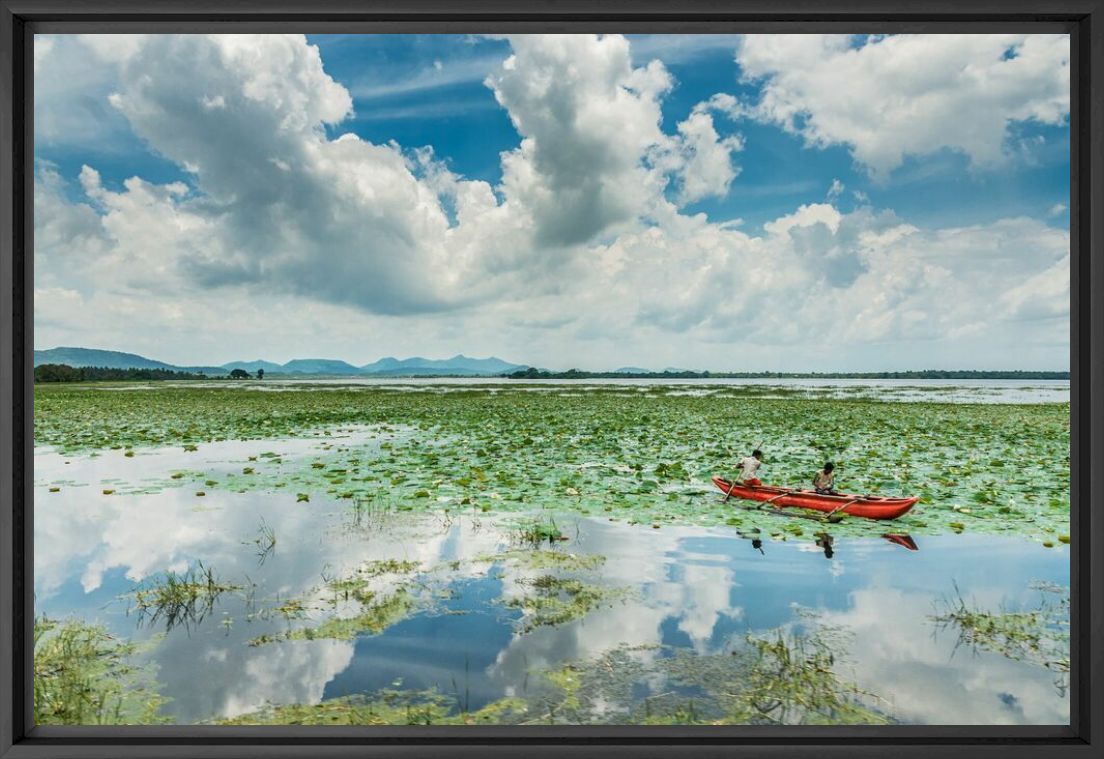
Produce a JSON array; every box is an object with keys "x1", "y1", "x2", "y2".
[{"x1": 33, "y1": 33, "x2": 1071, "y2": 370}]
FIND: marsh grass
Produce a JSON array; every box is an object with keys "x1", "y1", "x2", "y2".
[
  {"x1": 518, "y1": 622, "x2": 888, "y2": 725},
  {"x1": 243, "y1": 517, "x2": 276, "y2": 566},
  {"x1": 130, "y1": 562, "x2": 242, "y2": 632},
  {"x1": 931, "y1": 581, "x2": 1070, "y2": 693},
  {"x1": 34, "y1": 617, "x2": 167, "y2": 725}
]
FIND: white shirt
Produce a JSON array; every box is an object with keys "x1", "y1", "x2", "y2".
[{"x1": 738, "y1": 456, "x2": 761, "y2": 480}]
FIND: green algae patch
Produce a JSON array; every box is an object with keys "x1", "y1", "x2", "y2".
[
  {"x1": 286, "y1": 590, "x2": 413, "y2": 642},
  {"x1": 216, "y1": 691, "x2": 530, "y2": 726},
  {"x1": 506, "y1": 575, "x2": 630, "y2": 632},
  {"x1": 249, "y1": 557, "x2": 426, "y2": 646},
  {"x1": 34, "y1": 617, "x2": 168, "y2": 725},
  {"x1": 475, "y1": 548, "x2": 606, "y2": 572}
]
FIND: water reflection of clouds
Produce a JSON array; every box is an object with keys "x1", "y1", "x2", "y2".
[
  {"x1": 36, "y1": 441, "x2": 1070, "y2": 724},
  {"x1": 816, "y1": 587, "x2": 1068, "y2": 725}
]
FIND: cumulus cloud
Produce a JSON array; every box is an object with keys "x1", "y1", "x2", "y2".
[
  {"x1": 487, "y1": 34, "x2": 673, "y2": 246},
  {"x1": 732, "y1": 34, "x2": 1070, "y2": 177},
  {"x1": 32, "y1": 33, "x2": 1070, "y2": 370},
  {"x1": 669, "y1": 111, "x2": 744, "y2": 204}
]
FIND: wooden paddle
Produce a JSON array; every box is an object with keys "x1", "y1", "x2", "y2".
[
  {"x1": 738, "y1": 503, "x2": 830, "y2": 524},
  {"x1": 824, "y1": 495, "x2": 868, "y2": 521}
]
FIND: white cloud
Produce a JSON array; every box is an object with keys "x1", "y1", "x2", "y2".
[
  {"x1": 32, "y1": 33, "x2": 1070, "y2": 371},
  {"x1": 1049, "y1": 203, "x2": 1067, "y2": 216},
  {"x1": 733, "y1": 34, "x2": 1070, "y2": 177},
  {"x1": 487, "y1": 34, "x2": 677, "y2": 246},
  {"x1": 670, "y1": 110, "x2": 744, "y2": 204}
]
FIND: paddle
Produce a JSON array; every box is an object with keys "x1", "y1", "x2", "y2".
[
  {"x1": 824, "y1": 495, "x2": 869, "y2": 521},
  {"x1": 738, "y1": 503, "x2": 832, "y2": 524}
]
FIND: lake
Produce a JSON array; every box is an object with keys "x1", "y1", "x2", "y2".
[{"x1": 33, "y1": 380, "x2": 1070, "y2": 725}]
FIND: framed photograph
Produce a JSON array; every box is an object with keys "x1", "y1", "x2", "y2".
[{"x1": 2, "y1": 1, "x2": 1101, "y2": 758}]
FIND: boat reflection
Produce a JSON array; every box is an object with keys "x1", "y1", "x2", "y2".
[
  {"x1": 883, "y1": 533, "x2": 919, "y2": 551},
  {"x1": 736, "y1": 528, "x2": 765, "y2": 554}
]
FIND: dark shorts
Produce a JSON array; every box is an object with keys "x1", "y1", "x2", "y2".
[{"x1": 815, "y1": 487, "x2": 838, "y2": 495}]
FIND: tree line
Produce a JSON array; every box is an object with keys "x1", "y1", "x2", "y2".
[
  {"x1": 505, "y1": 367, "x2": 1070, "y2": 380},
  {"x1": 35, "y1": 364, "x2": 212, "y2": 383}
]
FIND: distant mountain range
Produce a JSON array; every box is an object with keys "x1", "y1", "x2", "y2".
[{"x1": 34, "y1": 347, "x2": 527, "y2": 377}]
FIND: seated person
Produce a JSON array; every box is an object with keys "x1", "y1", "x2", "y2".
[{"x1": 813, "y1": 462, "x2": 838, "y2": 495}]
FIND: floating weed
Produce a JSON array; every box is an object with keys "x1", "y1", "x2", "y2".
[
  {"x1": 475, "y1": 549, "x2": 606, "y2": 572},
  {"x1": 519, "y1": 616, "x2": 887, "y2": 725},
  {"x1": 506, "y1": 575, "x2": 629, "y2": 632},
  {"x1": 216, "y1": 690, "x2": 529, "y2": 726},
  {"x1": 34, "y1": 616, "x2": 168, "y2": 725},
  {"x1": 931, "y1": 581, "x2": 1070, "y2": 693},
  {"x1": 284, "y1": 591, "x2": 413, "y2": 642}
]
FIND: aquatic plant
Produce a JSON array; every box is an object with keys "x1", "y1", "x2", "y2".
[
  {"x1": 513, "y1": 517, "x2": 568, "y2": 544},
  {"x1": 521, "y1": 622, "x2": 889, "y2": 725},
  {"x1": 244, "y1": 517, "x2": 276, "y2": 565},
  {"x1": 506, "y1": 575, "x2": 628, "y2": 632},
  {"x1": 34, "y1": 384, "x2": 1069, "y2": 540},
  {"x1": 129, "y1": 562, "x2": 242, "y2": 632},
  {"x1": 216, "y1": 690, "x2": 529, "y2": 726},
  {"x1": 34, "y1": 617, "x2": 167, "y2": 725},
  {"x1": 931, "y1": 581, "x2": 1070, "y2": 693}
]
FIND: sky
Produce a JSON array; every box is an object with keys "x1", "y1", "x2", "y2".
[{"x1": 32, "y1": 33, "x2": 1071, "y2": 371}]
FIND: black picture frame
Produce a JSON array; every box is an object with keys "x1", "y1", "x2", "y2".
[{"x1": 1, "y1": 2, "x2": 1100, "y2": 757}]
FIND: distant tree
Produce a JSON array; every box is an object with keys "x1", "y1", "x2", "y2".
[
  {"x1": 256, "y1": 368, "x2": 265, "y2": 380},
  {"x1": 229, "y1": 368, "x2": 250, "y2": 379},
  {"x1": 34, "y1": 364, "x2": 208, "y2": 383},
  {"x1": 34, "y1": 364, "x2": 84, "y2": 383}
]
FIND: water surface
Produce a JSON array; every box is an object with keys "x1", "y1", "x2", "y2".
[{"x1": 36, "y1": 439, "x2": 1069, "y2": 725}]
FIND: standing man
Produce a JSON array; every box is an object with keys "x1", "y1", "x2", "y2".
[{"x1": 738, "y1": 449, "x2": 764, "y2": 487}]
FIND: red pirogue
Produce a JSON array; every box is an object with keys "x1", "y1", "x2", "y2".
[{"x1": 712, "y1": 476, "x2": 919, "y2": 520}]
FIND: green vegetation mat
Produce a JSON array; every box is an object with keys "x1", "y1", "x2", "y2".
[{"x1": 35, "y1": 383, "x2": 1069, "y2": 539}]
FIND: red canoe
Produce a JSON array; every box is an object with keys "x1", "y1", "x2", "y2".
[{"x1": 712, "y1": 477, "x2": 918, "y2": 520}]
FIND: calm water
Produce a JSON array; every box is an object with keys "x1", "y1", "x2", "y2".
[
  {"x1": 35, "y1": 436, "x2": 1070, "y2": 725},
  {"x1": 117, "y1": 378, "x2": 1071, "y2": 405}
]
